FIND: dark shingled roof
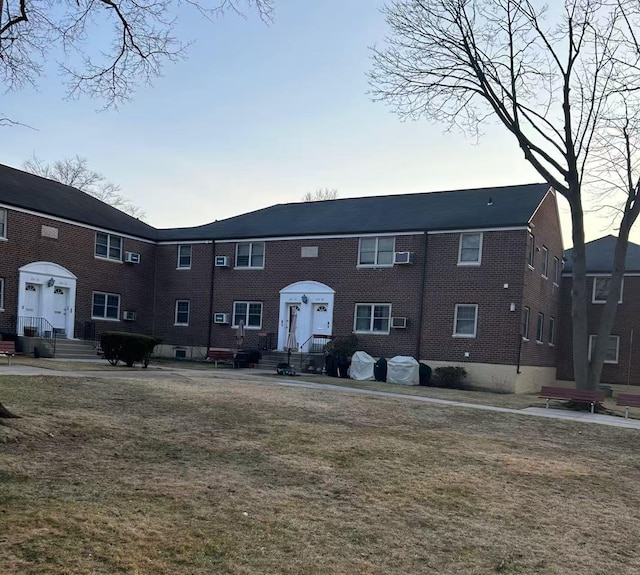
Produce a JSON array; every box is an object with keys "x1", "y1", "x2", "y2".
[
  {"x1": 0, "y1": 163, "x2": 157, "y2": 240},
  {"x1": 156, "y1": 182, "x2": 551, "y2": 241},
  {"x1": 563, "y1": 235, "x2": 640, "y2": 273}
]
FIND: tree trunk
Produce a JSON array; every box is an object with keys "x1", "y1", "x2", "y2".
[
  {"x1": 568, "y1": 194, "x2": 591, "y2": 390},
  {"x1": 0, "y1": 402, "x2": 19, "y2": 418}
]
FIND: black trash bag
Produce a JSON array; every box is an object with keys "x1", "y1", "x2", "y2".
[
  {"x1": 419, "y1": 363, "x2": 432, "y2": 386},
  {"x1": 325, "y1": 354, "x2": 339, "y2": 377},
  {"x1": 374, "y1": 357, "x2": 387, "y2": 382},
  {"x1": 336, "y1": 356, "x2": 350, "y2": 379}
]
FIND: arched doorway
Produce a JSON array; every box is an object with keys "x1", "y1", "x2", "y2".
[
  {"x1": 18, "y1": 262, "x2": 77, "y2": 338},
  {"x1": 278, "y1": 281, "x2": 335, "y2": 352}
]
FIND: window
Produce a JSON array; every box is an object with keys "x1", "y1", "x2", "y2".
[
  {"x1": 175, "y1": 300, "x2": 190, "y2": 325},
  {"x1": 92, "y1": 292, "x2": 120, "y2": 320},
  {"x1": 458, "y1": 232, "x2": 483, "y2": 265},
  {"x1": 0, "y1": 209, "x2": 6, "y2": 239},
  {"x1": 236, "y1": 242, "x2": 264, "y2": 268},
  {"x1": 95, "y1": 232, "x2": 122, "y2": 261},
  {"x1": 522, "y1": 307, "x2": 530, "y2": 340},
  {"x1": 358, "y1": 237, "x2": 395, "y2": 266},
  {"x1": 0, "y1": 278, "x2": 4, "y2": 310},
  {"x1": 536, "y1": 313, "x2": 544, "y2": 343},
  {"x1": 174, "y1": 348, "x2": 187, "y2": 360},
  {"x1": 453, "y1": 304, "x2": 478, "y2": 337},
  {"x1": 589, "y1": 335, "x2": 620, "y2": 364},
  {"x1": 177, "y1": 245, "x2": 192, "y2": 269},
  {"x1": 354, "y1": 304, "x2": 392, "y2": 333},
  {"x1": 541, "y1": 246, "x2": 548, "y2": 277},
  {"x1": 527, "y1": 233, "x2": 535, "y2": 268},
  {"x1": 592, "y1": 277, "x2": 623, "y2": 303},
  {"x1": 548, "y1": 317, "x2": 555, "y2": 346},
  {"x1": 233, "y1": 302, "x2": 263, "y2": 328},
  {"x1": 553, "y1": 256, "x2": 560, "y2": 285}
]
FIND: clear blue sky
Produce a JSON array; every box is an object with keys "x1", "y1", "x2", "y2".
[{"x1": 1, "y1": 0, "x2": 624, "y2": 245}]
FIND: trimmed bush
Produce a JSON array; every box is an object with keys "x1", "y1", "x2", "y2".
[
  {"x1": 325, "y1": 334, "x2": 358, "y2": 358},
  {"x1": 433, "y1": 366, "x2": 467, "y2": 389},
  {"x1": 101, "y1": 331, "x2": 161, "y2": 368}
]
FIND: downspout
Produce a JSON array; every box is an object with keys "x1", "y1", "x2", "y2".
[
  {"x1": 206, "y1": 240, "x2": 216, "y2": 352},
  {"x1": 414, "y1": 231, "x2": 429, "y2": 360}
]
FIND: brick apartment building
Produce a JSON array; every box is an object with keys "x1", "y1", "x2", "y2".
[{"x1": 0, "y1": 163, "x2": 571, "y2": 392}]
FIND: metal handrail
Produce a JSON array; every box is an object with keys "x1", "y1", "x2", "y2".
[
  {"x1": 298, "y1": 334, "x2": 335, "y2": 372},
  {"x1": 17, "y1": 316, "x2": 57, "y2": 355}
]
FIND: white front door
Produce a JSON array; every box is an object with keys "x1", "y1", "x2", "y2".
[
  {"x1": 51, "y1": 287, "x2": 68, "y2": 330},
  {"x1": 312, "y1": 303, "x2": 331, "y2": 336},
  {"x1": 23, "y1": 283, "x2": 40, "y2": 318}
]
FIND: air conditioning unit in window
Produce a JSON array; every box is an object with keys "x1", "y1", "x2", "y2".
[
  {"x1": 125, "y1": 252, "x2": 141, "y2": 264},
  {"x1": 215, "y1": 256, "x2": 229, "y2": 267},
  {"x1": 213, "y1": 313, "x2": 231, "y2": 324},
  {"x1": 394, "y1": 251, "x2": 414, "y2": 265},
  {"x1": 391, "y1": 317, "x2": 408, "y2": 329},
  {"x1": 123, "y1": 310, "x2": 137, "y2": 321}
]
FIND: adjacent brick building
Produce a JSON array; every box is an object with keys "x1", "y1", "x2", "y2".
[{"x1": 0, "y1": 163, "x2": 570, "y2": 391}]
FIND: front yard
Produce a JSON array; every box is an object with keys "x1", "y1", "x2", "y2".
[{"x1": 1, "y1": 371, "x2": 640, "y2": 574}]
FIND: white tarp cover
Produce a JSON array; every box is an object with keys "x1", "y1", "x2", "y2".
[
  {"x1": 387, "y1": 356, "x2": 420, "y2": 385},
  {"x1": 349, "y1": 351, "x2": 376, "y2": 381}
]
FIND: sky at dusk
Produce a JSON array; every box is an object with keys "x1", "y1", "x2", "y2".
[{"x1": 1, "y1": 0, "x2": 628, "y2": 246}]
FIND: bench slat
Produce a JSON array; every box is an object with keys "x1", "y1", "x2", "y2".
[{"x1": 616, "y1": 394, "x2": 640, "y2": 407}]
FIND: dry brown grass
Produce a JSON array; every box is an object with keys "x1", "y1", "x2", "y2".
[{"x1": 2, "y1": 371, "x2": 640, "y2": 574}]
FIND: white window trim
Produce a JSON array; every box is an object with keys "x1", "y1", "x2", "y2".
[
  {"x1": 457, "y1": 232, "x2": 483, "y2": 266},
  {"x1": 357, "y1": 237, "x2": 396, "y2": 268},
  {"x1": 91, "y1": 291, "x2": 121, "y2": 321},
  {"x1": 536, "y1": 313, "x2": 544, "y2": 344},
  {"x1": 0, "y1": 208, "x2": 6, "y2": 240},
  {"x1": 541, "y1": 246, "x2": 549, "y2": 278},
  {"x1": 0, "y1": 277, "x2": 4, "y2": 311},
  {"x1": 548, "y1": 317, "x2": 555, "y2": 346},
  {"x1": 553, "y1": 256, "x2": 560, "y2": 286},
  {"x1": 235, "y1": 242, "x2": 265, "y2": 269},
  {"x1": 95, "y1": 232, "x2": 123, "y2": 263},
  {"x1": 522, "y1": 307, "x2": 530, "y2": 341},
  {"x1": 177, "y1": 244, "x2": 192, "y2": 270},
  {"x1": 174, "y1": 300, "x2": 190, "y2": 326},
  {"x1": 353, "y1": 303, "x2": 392, "y2": 335},
  {"x1": 232, "y1": 301, "x2": 263, "y2": 329},
  {"x1": 453, "y1": 304, "x2": 478, "y2": 338},
  {"x1": 588, "y1": 334, "x2": 620, "y2": 364},
  {"x1": 592, "y1": 276, "x2": 624, "y2": 304}
]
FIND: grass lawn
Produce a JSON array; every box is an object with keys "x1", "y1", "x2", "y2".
[{"x1": 2, "y1": 372, "x2": 640, "y2": 574}]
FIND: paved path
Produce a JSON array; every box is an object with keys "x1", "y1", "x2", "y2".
[{"x1": 2, "y1": 362, "x2": 640, "y2": 430}]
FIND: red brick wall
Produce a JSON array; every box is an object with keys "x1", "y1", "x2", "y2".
[
  {"x1": 0, "y1": 209, "x2": 156, "y2": 337},
  {"x1": 556, "y1": 275, "x2": 640, "y2": 385}
]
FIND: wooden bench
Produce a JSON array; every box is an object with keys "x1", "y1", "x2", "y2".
[
  {"x1": 539, "y1": 386, "x2": 606, "y2": 414},
  {"x1": 207, "y1": 348, "x2": 235, "y2": 368},
  {"x1": 0, "y1": 341, "x2": 20, "y2": 365},
  {"x1": 616, "y1": 394, "x2": 640, "y2": 419}
]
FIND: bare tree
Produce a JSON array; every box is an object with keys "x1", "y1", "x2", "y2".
[
  {"x1": 23, "y1": 155, "x2": 145, "y2": 218},
  {"x1": 0, "y1": 0, "x2": 274, "y2": 117},
  {"x1": 302, "y1": 188, "x2": 339, "y2": 202},
  {"x1": 370, "y1": 0, "x2": 640, "y2": 390}
]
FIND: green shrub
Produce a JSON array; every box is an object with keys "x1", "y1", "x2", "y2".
[
  {"x1": 325, "y1": 334, "x2": 358, "y2": 357},
  {"x1": 433, "y1": 366, "x2": 468, "y2": 389},
  {"x1": 100, "y1": 331, "x2": 161, "y2": 368}
]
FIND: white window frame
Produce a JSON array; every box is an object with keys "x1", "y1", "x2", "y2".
[
  {"x1": 527, "y1": 233, "x2": 535, "y2": 268},
  {"x1": 177, "y1": 245, "x2": 192, "y2": 269},
  {"x1": 174, "y1": 300, "x2": 190, "y2": 326},
  {"x1": 592, "y1": 276, "x2": 624, "y2": 304},
  {"x1": 522, "y1": 306, "x2": 530, "y2": 340},
  {"x1": 548, "y1": 317, "x2": 555, "y2": 346},
  {"x1": 233, "y1": 301, "x2": 263, "y2": 329},
  {"x1": 588, "y1": 335, "x2": 620, "y2": 364},
  {"x1": 541, "y1": 246, "x2": 548, "y2": 277},
  {"x1": 91, "y1": 291, "x2": 121, "y2": 321},
  {"x1": 357, "y1": 237, "x2": 396, "y2": 267},
  {"x1": 235, "y1": 242, "x2": 265, "y2": 269},
  {"x1": 457, "y1": 232, "x2": 483, "y2": 266},
  {"x1": 95, "y1": 232, "x2": 123, "y2": 262},
  {"x1": 453, "y1": 304, "x2": 478, "y2": 338},
  {"x1": 536, "y1": 312, "x2": 544, "y2": 343},
  {"x1": 0, "y1": 208, "x2": 6, "y2": 239},
  {"x1": 0, "y1": 277, "x2": 4, "y2": 310},
  {"x1": 353, "y1": 303, "x2": 392, "y2": 334}
]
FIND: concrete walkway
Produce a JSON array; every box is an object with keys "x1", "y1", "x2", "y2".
[{"x1": 2, "y1": 362, "x2": 640, "y2": 430}]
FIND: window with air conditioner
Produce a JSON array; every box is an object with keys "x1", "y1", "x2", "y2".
[
  {"x1": 358, "y1": 237, "x2": 395, "y2": 267},
  {"x1": 95, "y1": 232, "x2": 122, "y2": 261}
]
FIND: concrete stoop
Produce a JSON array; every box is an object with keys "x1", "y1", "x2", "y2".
[{"x1": 53, "y1": 339, "x2": 100, "y2": 359}]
